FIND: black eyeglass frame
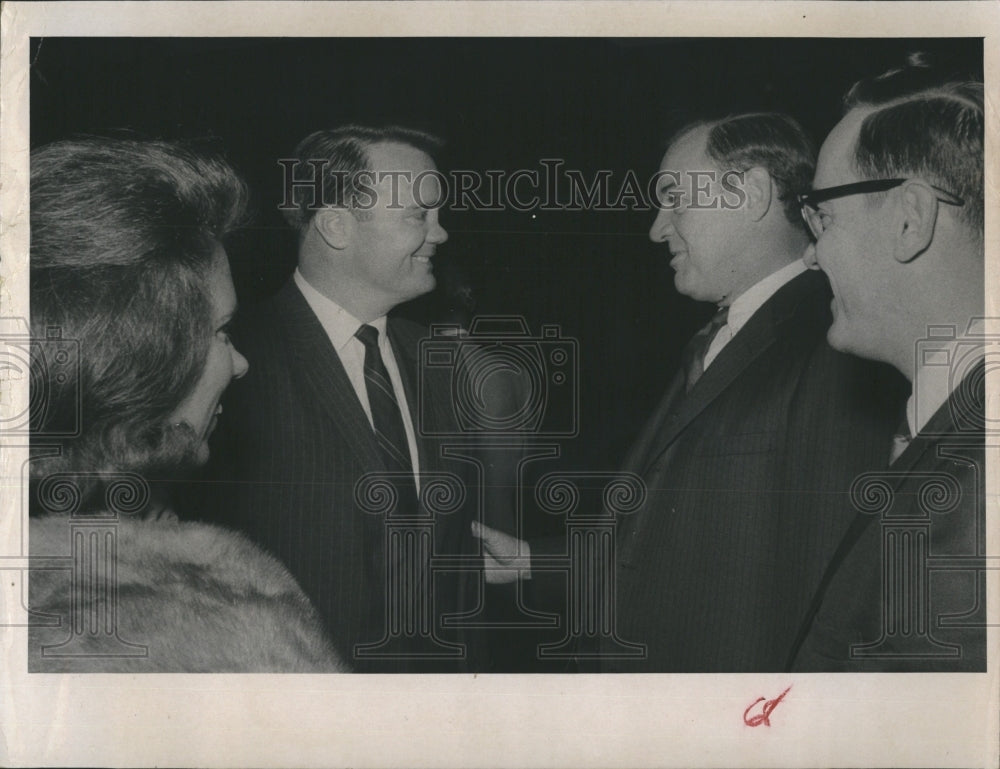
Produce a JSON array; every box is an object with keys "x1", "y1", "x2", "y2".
[{"x1": 796, "y1": 178, "x2": 965, "y2": 210}]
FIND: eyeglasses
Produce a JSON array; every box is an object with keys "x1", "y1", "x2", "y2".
[{"x1": 797, "y1": 179, "x2": 965, "y2": 239}]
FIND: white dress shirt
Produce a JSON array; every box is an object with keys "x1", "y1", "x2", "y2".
[
  {"x1": 703, "y1": 258, "x2": 807, "y2": 370},
  {"x1": 294, "y1": 269, "x2": 422, "y2": 487}
]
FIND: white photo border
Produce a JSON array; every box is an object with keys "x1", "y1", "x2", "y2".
[{"x1": 1, "y1": 3, "x2": 997, "y2": 768}]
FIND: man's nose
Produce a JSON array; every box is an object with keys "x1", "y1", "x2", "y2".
[
  {"x1": 649, "y1": 209, "x2": 674, "y2": 243},
  {"x1": 231, "y1": 346, "x2": 250, "y2": 379},
  {"x1": 428, "y1": 215, "x2": 448, "y2": 245}
]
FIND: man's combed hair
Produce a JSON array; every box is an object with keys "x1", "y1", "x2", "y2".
[
  {"x1": 844, "y1": 53, "x2": 984, "y2": 233},
  {"x1": 701, "y1": 112, "x2": 817, "y2": 226},
  {"x1": 281, "y1": 124, "x2": 444, "y2": 232},
  {"x1": 30, "y1": 138, "x2": 249, "y2": 496},
  {"x1": 666, "y1": 113, "x2": 816, "y2": 226}
]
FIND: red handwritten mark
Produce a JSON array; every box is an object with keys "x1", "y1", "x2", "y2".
[{"x1": 743, "y1": 686, "x2": 791, "y2": 727}]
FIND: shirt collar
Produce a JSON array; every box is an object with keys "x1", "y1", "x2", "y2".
[
  {"x1": 723, "y1": 259, "x2": 807, "y2": 335},
  {"x1": 294, "y1": 269, "x2": 387, "y2": 352}
]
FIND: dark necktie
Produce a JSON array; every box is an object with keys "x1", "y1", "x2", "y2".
[
  {"x1": 889, "y1": 416, "x2": 912, "y2": 464},
  {"x1": 682, "y1": 306, "x2": 729, "y2": 392},
  {"x1": 355, "y1": 324, "x2": 419, "y2": 512}
]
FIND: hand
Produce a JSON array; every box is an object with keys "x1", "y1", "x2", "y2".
[{"x1": 471, "y1": 521, "x2": 532, "y2": 584}]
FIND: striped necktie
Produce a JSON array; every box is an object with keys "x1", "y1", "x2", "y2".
[
  {"x1": 355, "y1": 324, "x2": 419, "y2": 512},
  {"x1": 683, "y1": 307, "x2": 729, "y2": 393}
]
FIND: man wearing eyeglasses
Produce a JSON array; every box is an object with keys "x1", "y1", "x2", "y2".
[{"x1": 790, "y1": 59, "x2": 986, "y2": 671}]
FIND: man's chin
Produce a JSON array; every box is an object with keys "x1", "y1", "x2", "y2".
[
  {"x1": 396, "y1": 278, "x2": 437, "y2": 306},
  {"x1": 825, "y1": 320, "x2": 854, "y2": 354},
  {"x1": 415, "y1": 274, "x2": 437, "y2": 295},
  {"x1": 673, "y1": 275, "x2": 711, "y2": 303}
]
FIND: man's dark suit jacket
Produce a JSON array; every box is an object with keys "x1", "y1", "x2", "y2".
[
  {"x1": 789, "y1": 364, "x2": 986, "y2": 671},
  {"x1": 602, "y1": 268, "x2": 904, "y2": 672},
  {"x1": 198, "y1": 280, "x2": 484, "y2": 672}
]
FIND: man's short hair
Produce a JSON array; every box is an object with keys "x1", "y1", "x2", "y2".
[
  {"x1": 281, "y1": 124, "x2": 444, "y2": 232},
  {"x1": 843, "y1": 53, "x2": 984, "y2": 233},
  {"x1": 669, "y1": 112, "x2": 816, "y2": 226}
]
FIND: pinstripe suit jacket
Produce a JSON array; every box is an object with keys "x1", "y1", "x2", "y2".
[
  {"x1": 602, "y1": 269, "x2": 905, "y2": 672},
  {"x1": 199, "y1": 280, "x2": 483, "y2": 672},
  {"x1": 789, "y1": 363, "x2": 986, "y2": 671}
]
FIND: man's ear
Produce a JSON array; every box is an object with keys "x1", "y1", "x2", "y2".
[
  {"x1": 742, "y1": 166, "x2": 773, "y2": 222},
  {"x1": 313, "y1": 208, "x2": 353, "y2": 250},
  {"x1": 893, "y1": 181, "x2": 938, "y2": 263}
]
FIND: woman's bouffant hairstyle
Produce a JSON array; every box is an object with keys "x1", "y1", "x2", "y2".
[{"x1": 29, "y1": 138, "x2": 248, "y2": 504}]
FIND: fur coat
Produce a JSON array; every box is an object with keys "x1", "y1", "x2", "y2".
[{"x1": 28, "y1": 515, "x2": 346, "y2": 672}]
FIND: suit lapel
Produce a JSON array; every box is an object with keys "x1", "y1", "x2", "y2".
[
  {"x1": 643, "y1": 269, "x2": 824, "y2": 471},
  {"x1": 621, "y1": 370, "x2": 685, "y2": 475},
  {"x1": 274, "y1": 281, "x2": 383, "y2": 471},
  {"x1": 666, "y1": 306, "x2": 777, "y2": 439}
]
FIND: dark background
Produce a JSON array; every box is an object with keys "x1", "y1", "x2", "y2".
[{"x1": 30, "y1": 36, "x2": 983, "y2": 497}]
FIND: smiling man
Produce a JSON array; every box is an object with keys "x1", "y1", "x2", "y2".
[
  {"x1": 791, "y1": 60, "x2": 986, "y2": 671},
  {"x1": 607, "y1": 112, "x2": 905, "y2": 671},
  {"x1": 198, "y1": 126, "x2": 485, "y2": 672}
]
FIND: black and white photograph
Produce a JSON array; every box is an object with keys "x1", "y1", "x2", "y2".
[{"x1": 0, "y1": 2, "x2": 997, "y2": 767}]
